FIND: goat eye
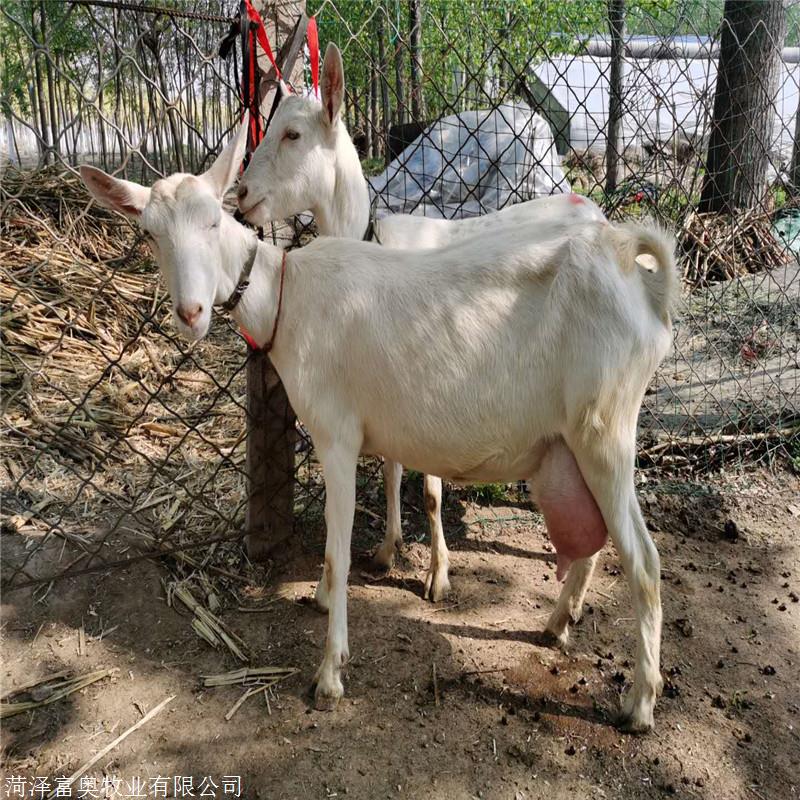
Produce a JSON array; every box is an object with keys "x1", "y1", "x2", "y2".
[{"x1": 285, "y1": 130, "x2": 300, "y2": 141}]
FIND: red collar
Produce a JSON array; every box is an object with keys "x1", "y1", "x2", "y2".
[{"x1": 240, "y1": 250, "x2": 286, "y2": 353}]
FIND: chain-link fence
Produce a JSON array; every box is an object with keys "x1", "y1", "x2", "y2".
[{"x1": 2, "y1": 0, "x2": 799, "y2": 593}]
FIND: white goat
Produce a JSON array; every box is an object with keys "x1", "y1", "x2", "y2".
[
  {"x1": 237, "y1": 42, "x2": 609, "y2": 602},
  {"x1": 79, "y1": 119, "x2": 677, "y2": 731}
]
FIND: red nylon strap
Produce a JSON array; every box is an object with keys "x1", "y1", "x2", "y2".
[
  {"x1": 239, "y1": 252, "x2": 286, "y2": 353},
  {"x1": 307, "y1": 15, "x2": 319, "y2": 98},
  {"x1": 244, "y1": 0, "x2": 285, "y2": 85},
  {"x1": 264, "y1": 250, "x2": 287, "y2": 353},
  {"x1": 248, "y1": 28, "x2": 261, "y2": 146},
  {"x1": 240, "y1": 328, "x2": 260, "y2": 350}
]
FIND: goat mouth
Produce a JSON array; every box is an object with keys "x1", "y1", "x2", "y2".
[{"x1": 239, "y1": 198, "x2": 267, "y2": 223}]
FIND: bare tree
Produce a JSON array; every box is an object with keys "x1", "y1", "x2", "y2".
[
  {"x1": 377, "y1": 11, "x2": 391, "y2": 164},
  {"x1": 31, "y1": 3, "x2": 50, "y2": 163},
  {"x1": 699, "y1": 0, "x2": 787, "y2": 213},
  {"x1": 605, "y1": 0, "x2": 625, "y2": 196},
  {"x1": 408, "y1": 0, "x2": 424, "y2": 121}
]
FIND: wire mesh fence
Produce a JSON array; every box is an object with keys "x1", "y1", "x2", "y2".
[{"x1": 1, "y1": 0, "x2": 799, "y2": 594}]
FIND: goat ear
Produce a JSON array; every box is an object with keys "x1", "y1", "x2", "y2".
[
  {"x1": 79, "y1": 166, "x2": 150, "y2": 219},
  {"x1": 201, "y1": 113, "x2": 250, "y2": 198},
  {"x1": 320, "y1": 42, "x2": 344, "y2": 127}
]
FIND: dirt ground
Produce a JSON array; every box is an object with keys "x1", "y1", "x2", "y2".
[{"x1": 2, "y1": 467, "x2": 799, "y2": 800}]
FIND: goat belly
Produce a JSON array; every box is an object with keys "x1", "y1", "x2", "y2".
[{"x1": 529, "y1": 441, "x2": 608, "y2": 581}]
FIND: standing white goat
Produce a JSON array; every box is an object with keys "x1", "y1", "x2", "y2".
[
  {"x1": 79, "y1": 118, "x2": 677, "y2": 731},
  {"x1": 236, "y1": 42, "x2": 609, "y2": 603}
]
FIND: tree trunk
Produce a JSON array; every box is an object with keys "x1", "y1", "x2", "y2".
[
  {"x1": 368, "y1": 40, "x2": 378, "y2": 159},
  {"x1": 377, "y1": 12, "x2": 391, "y2": 164},
  {"x1": 408, "y1": 0, "x2": 424, "y2": 121},
  {"x1": 27, "y1": 80, "x2": 42, "y2": 162},
  {"x1": 40, "y1": 2, "x2": 59, "y2": 161},
  {"x1": 791, "y1": 93, "x2": 800, "y2": 194},
  {"x1": 144, "y1": 25, "x2": 184, "y2": 173},
  {"x1": 96, "y1": 44, "x2": 108, "y2": 169},
  {"x1": 244, "y1": 0, "x2": 305, "y2": 563},
  {"x1": 31, "y1": 4, "x2": 50, "y2": 164},
  {"x1": 605, "y1": 0, "x2": 625, "y2": 196},
  {"x1": 393, "y1": 35, "x2": 406, "y2": 125},
  {"x1": 344, "y1": 85, "x2": 353, "y2": 132},
  {"x1": 182, "y1": 35, "x2": 195, "y2": 169},
  {"x1": 111, "y1": 9, "x2": 127, "y2": 168},
  {"x1": 699, "y1": 0, "x2": 787, "y2": 213}
]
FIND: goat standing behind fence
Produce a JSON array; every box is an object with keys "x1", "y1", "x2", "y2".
[
  {"x1": 80, "y1": 114, "x2": 677, "y2": 731},
  {"x1": 237, "y1": 43, "x2": 609, "y2": 603}
]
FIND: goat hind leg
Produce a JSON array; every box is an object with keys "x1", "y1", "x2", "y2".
[
  {"x1": 569, "y1": 435, "x2": 662, "y2": 733},
  {"x1": 373, "y1": 458, "x2": 403, "y2": 570},
  {"x1": 422, "y1": 475, "x2": 450, "y2": 602},
  {"x1": 544, "y1": 553, "x2": 598, "y2": 647}
]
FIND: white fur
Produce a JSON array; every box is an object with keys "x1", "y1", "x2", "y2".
[
  {"x1": 237, "y1": 43, "x2": 608, "y2": 601},
  {"x1": 79, "y1": 118, "x2": 677, "y2": 732}
]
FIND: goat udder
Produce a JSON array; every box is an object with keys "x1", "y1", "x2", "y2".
[{"x1": 529, "y1": 440, "x2": 608, "y2": 581}]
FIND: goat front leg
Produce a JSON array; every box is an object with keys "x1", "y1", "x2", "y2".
[
  {"x1": 569, "y1": 433, "x2": 662, "y2": 733},
  {"x1": 312, "y1": 445, "x2": 358, "y2": 710},
  {"x1": 422, "y1": 475, "x2": 451, "y2": 602},
  {"x1": 373, "y1": 458, "x2": 403, "y2": 570}
]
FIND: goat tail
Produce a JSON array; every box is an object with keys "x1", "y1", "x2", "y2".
[{"x1": 605, "y1": 220, "x2": 679, "y2": 323}]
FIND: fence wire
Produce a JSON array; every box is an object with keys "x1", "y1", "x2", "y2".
[{"x1": 1, "y1": 0, "x2": 799, "y2": 593}]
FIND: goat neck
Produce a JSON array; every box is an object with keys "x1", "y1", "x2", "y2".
[
  {"x1": 313, "y1": 123, "x2": 370, "y2": 239},
  {"x1": 220, "y1": 212, "x2": 285, "y2": 349}
]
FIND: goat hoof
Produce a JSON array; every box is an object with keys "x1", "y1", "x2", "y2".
[
  {"x1": 373, "y1": 541, "x2": 398, "y2": 571},
  {"x1": 423, "y1": 566, "x2": 451, "y2": 603},
  {"x1": 616, "y1": 709, "x2": 654, "y2": 734},
  {"x1": 314, "y1": 691, "x2": 342, "y2": 712},
  {"x1": 617, "y1": 693, "x2": 655, "y2": 733},
  {"x1": 541, "y1": 627, "x2": 569, "y2": 650},
  {"x1": 313, "y1": 676, "x2": 344, "y2": 711}
]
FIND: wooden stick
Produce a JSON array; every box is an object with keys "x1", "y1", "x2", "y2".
[
  {"x1": 224, "y1": 686, "x2": 259, "y2": 721},
  {"x1": 1, "y1": 669, "x2": 114, "y2": 719},
  {"x1": 46, "y1": 694, "x2": 175, "y2": 799},
  {"x1": 641, "y1": 426, "x2": 798, "y2": 456},
  {"x1": 0, "y1": 669, "x2": 73, "y2": 701},
  {"x1": 355, "y1": 502, "x2": 383, "y2": 523}
]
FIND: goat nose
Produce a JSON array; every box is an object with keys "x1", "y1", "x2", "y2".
[
  {"x1": 237, "y1": 183, "x2": 248, "y2": 202},
  {"x1": 177, "y1": 304, "x2": 202, "y2": 327}
]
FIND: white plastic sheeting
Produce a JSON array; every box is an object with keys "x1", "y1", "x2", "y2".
[
  {"x1": 368, "y1": 103, "x2": 570, "y2": 220},
  {"x1": 533, "y1": 55, "x2": 800, "y2": 161}
]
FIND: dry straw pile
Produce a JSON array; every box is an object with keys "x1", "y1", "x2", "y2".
[
  {"x1": 680, "y1": 208, "x2": 790, "y2": 289},
  {"x1": 1, "y1": 168, "x2": 251, "y2": 588}
]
